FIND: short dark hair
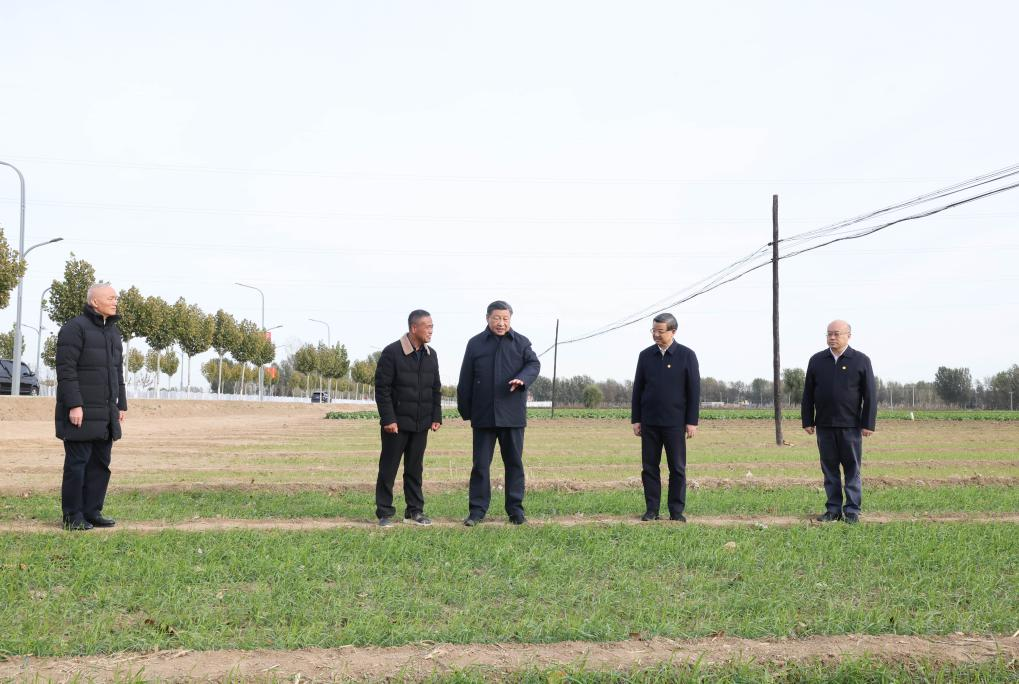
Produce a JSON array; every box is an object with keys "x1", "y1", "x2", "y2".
[
  {"x1": 487, "y1": 300, "x2": 513, "y2": 316},
  {"x1": 653, "y1": 312, "x2": 678, "y2": 331},
  {"x1": 408, "y1": 309, "x2": 431, "y2": 329}
]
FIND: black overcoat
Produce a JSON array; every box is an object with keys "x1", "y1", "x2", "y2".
[
  {"x1": 457, "y1": 328, "x2": 540, "y2": 428},
  {"x1": 55, "y1": 304, "x2": 127, "y2": 442},
  {"x1": 631, "y1": 341, "x2": 700, "y2": 428},
  {"x1": 374, "y1": 334, "x2": 442, "y2": 432},
  {"x1": 801, "y1": 346, "x2": 877, "y2": 431}
]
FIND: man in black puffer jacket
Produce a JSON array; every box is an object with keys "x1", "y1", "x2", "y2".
[
  {"x1": 373, "y1": 309, "x2": 442, "y2": 527},
  {"x1": 55, "y1": 282, "x2": 127, "y2": 531}
]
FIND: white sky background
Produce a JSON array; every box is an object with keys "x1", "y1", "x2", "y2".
[{"x1": 1, "y1": 2, "x2": 1017, "y2": 388}]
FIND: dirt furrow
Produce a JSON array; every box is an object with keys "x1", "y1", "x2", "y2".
[
  {"x1": 3, "y1": 512, "x2": 1017, "y2": 534},
  {"x1": 1, "y1": 634, "x2": 1015, "y2": 682}
]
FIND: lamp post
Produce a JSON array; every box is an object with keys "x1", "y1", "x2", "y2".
[
  {"x1": 0, "y1": 161, "x2": 25, "y2": 396},
  {"x1": 37, "y1": 285, "x2": 51, "y2": 376},
  {"x1": 9, "y1": 229, "x2": 62, "y2": 395},
  {"x1": 308, "y1": 318, "x2": 331, "y2": 346},
  {"x1": 235, "y1": 282, "x2": 265, "y2": 401}
]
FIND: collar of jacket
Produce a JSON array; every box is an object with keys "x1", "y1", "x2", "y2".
[
  {"x1": 400, "y1": 333, "x2": 431, "y2": 356},
  {"x1": 483, "y1": 328, "x2": 515, "y2": 341},
  {"x1": 656, "y1": 340, "x2": 678, "y2": 355},
  {"x1": 82, "y1": 303, "x2": 121, "y2": 327},
  {"x1": 832, "y1": 345, "x2": 855, "y2": 359}
]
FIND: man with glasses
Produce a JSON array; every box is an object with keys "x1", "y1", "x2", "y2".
[
  {"x1": 631, "y1": 313, "x2": 700, "y2": 522},
  {"x1": 801, "y1": 320, "x2": 877, "y2": 524}
]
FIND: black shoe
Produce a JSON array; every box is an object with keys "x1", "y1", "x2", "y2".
[
  {"x1": 378, "y1": 517, "x2": 394, "y2": 528},
  {"x1": 463, "y1": 516, "x2": 483, "y2": 527},
  {"x1": 815, "y1": 511, "x2": 843, "y2": 522},
  {"x1": 404, "y1": 512, "x2": 432, "y2": 526},
  {"x1": 640, "y1": 511, "x2": 659, "y2": 522},
  {"x1": 86, "y1": 514, "x2": 116, "y2": 528},
  {"x1": 669, "y1": 513, "x2": 687, "y2": 523},
  {"x1": 64, "y1": 518, "x2": 93, "y2": 531},
  {"x1": 844, "y1": 513, "x2": 860, "y2": 524},
  {"x1": 508, "y1": 514, "x2": 527, "y2": 525}
]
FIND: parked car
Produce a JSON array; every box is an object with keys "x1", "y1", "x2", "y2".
[
  {"x1": 311, "y1": 391, "x2": 330, "y2": 404},
  {"x1": 0, "y1": 359, "x2": 41, "y2": 396}
]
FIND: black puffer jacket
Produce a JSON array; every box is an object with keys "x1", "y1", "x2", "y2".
[
  {"x1": 374, "y1": 334, "x2": 442, "y2": 432},
  {"x1": 55, "y1": 304, "x2": 127, "y2": 441}
]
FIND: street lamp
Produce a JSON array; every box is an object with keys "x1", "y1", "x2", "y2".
[
  {"x1": 235, "y1": 282, "x2": 265, "y2": 401},
  {"x1": 8, "y1": 225, "x2": 62, "y2": 395},
  {"x1": 37, "y1": 286, "x2": 52, "y2": 376},
  {"x1": 309, "y1": 318, "x2": 331, "y2": 346}
]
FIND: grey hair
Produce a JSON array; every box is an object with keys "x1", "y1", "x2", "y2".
[
  {"x1": 86, "y1": 282, "x2": 115, "y2": 303},
  {"x1": 652, "y1": 312, "x2": 678, "y2": 331},
  {"x1": 487, "y1": 300, "x2": 513, "y2": 316}
]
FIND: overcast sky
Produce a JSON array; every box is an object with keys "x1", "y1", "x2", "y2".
[{"x1": 2, "y1": 2, "x2": 1017, "y2": 389}]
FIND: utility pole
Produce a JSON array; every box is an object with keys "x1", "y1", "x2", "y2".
[
  {"x1": 771, "y1": 194, "x2": 783, "y2": 446},
  {"x1": 550, "y1": 319, "x2": 559, "y2": 418}
]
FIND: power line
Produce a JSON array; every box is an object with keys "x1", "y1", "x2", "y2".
[{"x1": 537, "y1": 166, "x2": 1019, "y2": 356}]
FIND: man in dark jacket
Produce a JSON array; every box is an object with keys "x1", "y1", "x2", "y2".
[
  {"x1": 55, "y1": 283, "x2": 127, "y2": 531},
  {"x1": 801, "y1": 319, "x2": 877, "y2": 524},
  {"x1": 374, "y1": 310, "x2": 442, "y2": 527},
  {"x1": 457, "y1": 300, "x2": 540, "y2": 526},
  {"x1": 631, "y1": 313, "x2": 700, "y2": 522}
]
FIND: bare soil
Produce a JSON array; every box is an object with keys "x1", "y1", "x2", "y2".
[{"x1": 1, "y1": 634, "x2": 1015, "y2": 682}]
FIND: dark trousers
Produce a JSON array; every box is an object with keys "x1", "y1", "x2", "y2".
[
  {"x1": 640, "y1": 425, "x2": 687, "y2": 517},
  {"x1": 375, "y1": 429, "x2": 429, "y2": 519},
  {"x1": 816, "y1": 426, "x2": 863, "y2": 515},
  {"x1": 61, "y1": 439, "x2": 113, "y2": 521},
  {"x1": 469, "y1": 427, "x2": 525, "y2": 518}
]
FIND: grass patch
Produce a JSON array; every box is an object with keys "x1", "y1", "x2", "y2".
[
  {"x1": 425, "y1": 658, "x2": 1019, "y2": 683},
  {"x1": 2, "y1": 485, "x2": 1017, "y2": 523},
  {"x1": 1, "y1": 523, "x2": 1015, "y2": 656}
]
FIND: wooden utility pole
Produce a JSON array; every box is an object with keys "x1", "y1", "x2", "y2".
[
  {"x1": 772, "y1": 195, "x2": 784, "y2": 445},
  {"x1": 551, "y1": 319, "x2": 560, "y2": 418}
]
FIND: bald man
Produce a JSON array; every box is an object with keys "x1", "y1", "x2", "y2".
[
  {"x1": 801, "y1": 320, "x2": 876, "y2": 524},
  {"x1": 55, "y1": 282, "x2": 127, "y2": 530}
]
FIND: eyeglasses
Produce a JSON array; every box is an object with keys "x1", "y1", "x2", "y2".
[
  {"x1": 651, "y1": 328, "x2": 673, "y2": 335},
  {"x1": 826, "y1": 331, "x2": 848, "y2": 337}
]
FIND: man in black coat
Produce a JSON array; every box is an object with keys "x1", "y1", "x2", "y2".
[
  {"x1": 55, "y1": 283, "x2": 127, "y2": 531},
  {"x1": 374, "y1": 310, "x2": 443, "y2": 527},
  {"x1": 801, "y1": 319, "x2": 877, "y2": 524},
  {"x1": 457, "y1": 300, "x2": 540, "y2": 526},
  {"x1": 631, "y1": 313, "x2": 700, "y2": 522}
]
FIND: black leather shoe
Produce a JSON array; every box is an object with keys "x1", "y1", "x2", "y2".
[
  {"x1": 815, "y1": 511, "x2": 843, "y2": 522},
  {"x1": 86, "y1": 515, "x2": 116, "y2": 528},
  {"x1": 508, "y1": 514, "x2": 527, "y2": 525},
  {"x1": 669, "y1": 513, "x2": 687, "y2": 523},
  {"x1": 844, "y1": 513, "x2": 860, "y2": 524},
  {"x1": 463, "y1": 516, "x2": 483, "y2": 527},
  {"x1": 64, "y1": 518, "x2": 94, "y2": 531},
  {"x1": 640, "y1": 511, "x2": 659, "y2": 522}
]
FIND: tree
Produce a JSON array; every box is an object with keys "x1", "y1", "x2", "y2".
[
  {"x1": 211, "y1": 309, "x2": 241, "y2": 396},
  {"x1": 0, "y1": 225, "x2": 26, "y2": 310},
  {"x1": 988, "y1": 365, "x2": 1019, "y2": 410},
  {"x1": 42, "y1": 334, "x2": 57, "y2": 370},
  {"x1": 0, "y1": 323, "x2": 26, "y2": 358},
  {"x1": 934, "y1": 366, "x2": 973, "y2": 407},
  {"x1": 127, "y1": 347, "x2": 145, "y2": 376},
  {"x1": 173, "y1": 298, "x2": 215, "y2": 392},
  {"x1": 248, "y1": 331, "x2": 276, "y2": 395},
  {"x1": 145, "y1": 348, "x2": 179, "y2": 391},
  {"x1": 138, "y1": 296, "x2": 174, "y2": 396},
  {"x1": 350, "y1": 351, "x2": 381, "y2": 387},
  {"x1": 782, "y1": 368, "x2": 805, "y2": 406},
  {"x1": 582, "y1": 383, "x2": 603, "y2": 409},
  {"x1": 46, "y1": 254, "x2": 96, "y2": 326},
  {"x1": 230, "y1": 319, "x2": 260, "y2": 396},
  {"x1": 116, "y1": 285, "x2": 146, "y2": 380},
  {"x1": 318, "y1": 343, "x2": 350, "y2": 396},
  {"x1": 750, "y1": 378, "x2": 773, "y2": 407},
  {"x1": 293, "y1": 343, "x2": 319, "y2": 396}
]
